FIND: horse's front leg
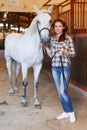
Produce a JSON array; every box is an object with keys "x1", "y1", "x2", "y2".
[
  {"x1": 21, "y1": 65, "x2": 28, "y2": 106},
  {"x1": 33, "y1": 63, "x2": 42, "y2": 108}
]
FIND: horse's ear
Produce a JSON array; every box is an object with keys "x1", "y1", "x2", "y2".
[
  {"x1": 33, "y1": 5, "x2": 40, "y2": 14},
  {"x1": 47, "y1": 5, "x2": 53, "y2": 14}
]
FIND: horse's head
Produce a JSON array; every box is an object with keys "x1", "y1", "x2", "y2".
[{"x1": 34, "y1": 5, "x2": 53, "y2": 45}]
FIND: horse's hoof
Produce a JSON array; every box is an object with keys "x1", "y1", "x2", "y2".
[
  {"x1": 9, "y1": 89, "x2": 14, "y2": 96},
  {"x1": 14, "y1": 87, "x2": 19, "y2": 93},
  {"x1": 14, "y1": 89, "x2": 18, "y2": 93},
  {"x1": 9, "y1": 93, "x2": 14, "y2": 96},
  {"x1": 34, "y1": 104, "x2": 41, "y2": 109},
  {"x1": 21, "y1": 102, "x2": 27, "y2": 107}
]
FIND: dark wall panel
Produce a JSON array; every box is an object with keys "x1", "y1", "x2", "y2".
[{"x1": 71, "y1": 37, "x2": 87, "y2": 87}]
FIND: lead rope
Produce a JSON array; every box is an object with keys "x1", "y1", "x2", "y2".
[{"x1": 59, "y1": 56, "x2": 66, "y2": 84}]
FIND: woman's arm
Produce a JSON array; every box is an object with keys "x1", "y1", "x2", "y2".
[
  {"x1": 68, "y1": 38, "x2": 76, "y2": 57},
  {"x1": 64, "y1": 36, "x2": 76, "y2": 57},
  {"x1": 45, "y1": 47, "x2": 51, "y2": 57}
]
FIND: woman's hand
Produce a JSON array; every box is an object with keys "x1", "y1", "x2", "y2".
[
  {"x1": 45, "y1": 47, "x2": 50, "y2": 55},
  {"x1": 58, "y1": 50, "x2": 70, "y2": 56},
  {"x1": 58, "y1": 50, "x2": 64, "y2": 56},
  {"x1": 63, "y1": 50, "x2": 70, "y2": 56}
]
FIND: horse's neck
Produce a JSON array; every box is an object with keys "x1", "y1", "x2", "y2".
[
  {"x1": 24, "y1": 17, "x2": 41, "y2": 49},
  {"x1": 26, "y1": 17, "x2": 38, "y2": 35},
  {"x1": 24, "y1": 18, "x2": 41, "y2": 49}
]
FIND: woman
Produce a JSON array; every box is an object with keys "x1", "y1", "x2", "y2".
[{"x1": 45, "y1": 18, "x2": 76, "y2": 123}]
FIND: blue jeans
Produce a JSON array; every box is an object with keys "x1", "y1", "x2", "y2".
[{"x1": 52, "y1": 66, "x2": 73, "y2": 112}]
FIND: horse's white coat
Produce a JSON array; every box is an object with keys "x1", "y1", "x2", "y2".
[{"x1": 5, "y1": 5, "x2": 53, "y2": 106}]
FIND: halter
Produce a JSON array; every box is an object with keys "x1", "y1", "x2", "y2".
[
  {"x1": 36, "y1": 12, "x2": 51, "y2": 44},
  {"x1": 37, "y1": 26, "x2": 50, "y2": 36},
  {"x1": 37, "y1": 12, "x2": 51, "y2": 36}
]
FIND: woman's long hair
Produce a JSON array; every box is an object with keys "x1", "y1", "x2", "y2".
[{"x1": 52, "y1": 18, "x2": 68, "y2": 42}]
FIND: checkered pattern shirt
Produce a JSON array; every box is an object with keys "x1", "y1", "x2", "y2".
[{"x1": 49, "y1": 35, "x2": 76, "y2": 67}]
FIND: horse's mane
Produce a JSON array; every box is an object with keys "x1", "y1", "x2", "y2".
[{"x1": 25, "y1": 17, "x2": 37, "y2": 35}]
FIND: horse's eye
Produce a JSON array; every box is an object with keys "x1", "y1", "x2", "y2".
[{"x1": 50, "y1": 20, "x2": 52, "y2": 24}]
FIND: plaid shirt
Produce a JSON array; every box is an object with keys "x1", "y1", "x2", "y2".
[{"x1": 49, "y1": 35, "x2": 76, "y2": 67}]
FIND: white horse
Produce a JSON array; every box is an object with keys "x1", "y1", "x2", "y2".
[{"x1": 5, "y1": 5, "x2": 53, "y2": 107}]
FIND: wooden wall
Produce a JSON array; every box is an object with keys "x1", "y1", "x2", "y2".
[{"x1": 0, "y1": 0, "x2": 47, "y2": 12}]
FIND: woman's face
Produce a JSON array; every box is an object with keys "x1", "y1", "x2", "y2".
[{"x1": 54, "y1": 21, "x2": 64, "y2": 35}]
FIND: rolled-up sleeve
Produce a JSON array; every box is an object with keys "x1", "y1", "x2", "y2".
[{"x1": 68, "y1": 37, "x2": 76, "y2": 57}]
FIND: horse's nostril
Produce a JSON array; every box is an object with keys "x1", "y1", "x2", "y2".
[
  {"x1": 41, "y1": 37, "x2": 50, "y2": 44},
  {"x1": 42, "y1": 43, "x2": 47, "y2": 46},
  {"x1": 42, "y1": 40, "x2": 48, "y2": 44}
]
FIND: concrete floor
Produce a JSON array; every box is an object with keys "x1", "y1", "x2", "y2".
[{"x1": 0, "y1": 50, "x2": 87, "y2": 130}]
